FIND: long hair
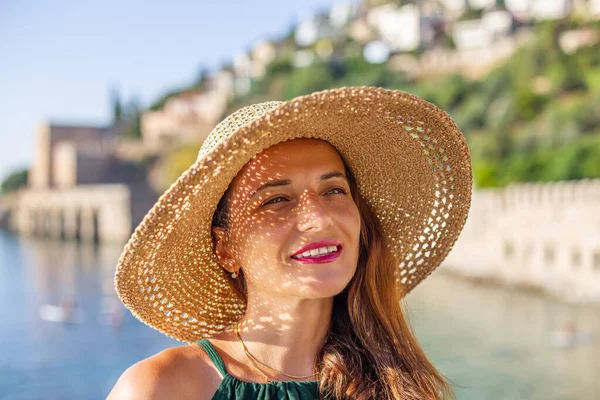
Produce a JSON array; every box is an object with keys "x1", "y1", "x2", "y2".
[
  {"x1": 317, "y1": 164, "x2": 453, "y2": 399},
  {"x1": 211, "y1": 158, "x2": 453, "y2": 400}
]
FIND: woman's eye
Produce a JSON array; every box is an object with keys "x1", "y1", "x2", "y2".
[
  {"x1": 263, "y1": 196, "x2": 287, "y2": 206},
  {"x1": 327, "y1": 187, "x2": 347, "y2": 195},
  {"x1": 262, "y1": 188, "x2": 345, "y2": 206}
]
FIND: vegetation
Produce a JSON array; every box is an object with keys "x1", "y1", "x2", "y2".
[
  {"x1": 111, "y1": 88, "x2": 143, "y2": 138},
  {"x1": 157, "y1": 18, "x2": 599, "y2": 188},
  {"x1": 0, "y1": 169, "x2": 28, "y2": 195},
  {"x1": 229, "y1": 20, "x2": 600, "y2": 187},
  {"x1": 162, "y1": 144, "x2": 202, "y2": 192}
]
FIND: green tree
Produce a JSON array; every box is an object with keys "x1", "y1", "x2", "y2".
[
  {"x1": 120, "y1": 96, "x2": 143, "y2": 139},
  {"x1": 284, "y1": 63, "x2": 334, "y2": 99},
  {"x1": 148, "y1": 87, "x2": 187, "y2": 111},
  {"x1": 513, "y1": 87, "x2": 547, "y2": 121},
  {"x1": 194, "y1": 67, "x2": 210, "y2": 88},
  {"x1": 111, "y1": 87, "x2": 123, "y2": 123},
  {"x1": 0, "y1": 169, "x2": 28, "y2": 195},
  {"x1": 163, "y1": 144, "x2": 201, "y2": 189}
]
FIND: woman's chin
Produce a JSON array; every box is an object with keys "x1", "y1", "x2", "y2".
[{"x1": 293, "y1": 273, "x2": 353, "y2": 299}]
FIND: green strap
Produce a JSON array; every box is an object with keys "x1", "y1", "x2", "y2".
[{"x1": 197, "y1": 339, "x2": 228, "y2": 377}]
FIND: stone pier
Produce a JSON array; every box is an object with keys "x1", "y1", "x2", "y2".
[{"x1": 12, "y1": 184, "x2": 132, "y2": 243}]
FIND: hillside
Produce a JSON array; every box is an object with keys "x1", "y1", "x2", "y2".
[{"x1": 155, "y1": 18, "x2": 600, "y2": 189}]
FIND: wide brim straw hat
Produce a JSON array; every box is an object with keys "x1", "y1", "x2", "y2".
[{"x1": 115, "y1": 86, "x2": 472, "y2": 344}]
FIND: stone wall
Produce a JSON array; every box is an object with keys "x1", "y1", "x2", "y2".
[{"x1": 443, "y1": 179, "x2": 600, "y2": 303}]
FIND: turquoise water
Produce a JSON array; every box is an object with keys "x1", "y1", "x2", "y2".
[
  {"x1": 408, "y1": 273, "x2": 600, "y2": 400},
  {"x1": 1, "y1": 230, "x2": 598, "y2": 399}
]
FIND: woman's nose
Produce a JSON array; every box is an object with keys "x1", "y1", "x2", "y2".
[{"x1": 296, "y1": 192, "x2": 333, "y2": 232}]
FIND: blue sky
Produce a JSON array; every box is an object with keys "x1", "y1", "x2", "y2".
[{"x1": 0, "y1": 0, "x2": 342, "y2": 180}]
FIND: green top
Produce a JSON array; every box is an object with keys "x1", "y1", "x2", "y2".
[{"x1": 196, "y1": 339, "x2": 320, "y2": 400}]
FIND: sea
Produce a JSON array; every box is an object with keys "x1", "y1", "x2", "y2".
[{"x1": 0, "y1": 230, "x2": 598, "y2": 399}]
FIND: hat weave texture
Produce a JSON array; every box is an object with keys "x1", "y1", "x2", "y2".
[{"x1": 114, "y1": 86, "x2": 473, "y2": 343}]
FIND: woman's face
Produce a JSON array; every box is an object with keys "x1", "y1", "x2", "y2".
[{"x1": 214, "y1": 138, "x2": 361, "y2": 300}]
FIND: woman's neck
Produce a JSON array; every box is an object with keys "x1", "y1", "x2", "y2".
[{"x1": 235, "y1": 291, "x2": 333, "y2": 378}]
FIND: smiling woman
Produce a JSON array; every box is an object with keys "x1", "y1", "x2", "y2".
[
  {"x1": 211, "y1": 139, "x2": 361, "y2": 304},
  {"x1": 107, "y1": 87, "x2": 473, "y2": 400}
]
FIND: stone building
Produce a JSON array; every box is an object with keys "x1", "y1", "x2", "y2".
[
  {"x1": 141, "y1": 91, "x2": 222, "y2": 152},
  {"x1": 16, "y1": 122, "x2": 157, "y2": 243},
  {"x1": 505, "y1": 0, "x2": 574, "y2": 20},
  {"x1": 140, "y1": 68, "x2": 237, "y2": 152},
  {"x1": 29, "y1": 123, "x2": 118, "y2": 189}
]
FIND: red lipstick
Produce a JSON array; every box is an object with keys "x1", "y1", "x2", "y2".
[{"x1": 291, "y1": 240, "x2": 342, "y2": 264}]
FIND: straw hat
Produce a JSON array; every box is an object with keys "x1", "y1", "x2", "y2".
[{"x1": 114, "y1": 86, "x2": 472, "y2": 343}]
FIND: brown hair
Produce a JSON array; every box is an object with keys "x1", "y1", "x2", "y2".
[{"x1": 211, "y1": 157, "x2": 453, "y2": 400}]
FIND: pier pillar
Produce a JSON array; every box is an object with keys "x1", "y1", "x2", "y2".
[
  {"x1": 49, "y1": 209, "x2": 63, "y2": 240},
  {"x1": 19, "y1": 206, "x2": 35, "y2": 236},
  {"x1": 63, "y1": 208, "x2": 79, "y2": 240},
  {"x1": 37, "y1": 210, "x2": 51, "y2": 238},
  {"x1": 32, "y1": 209, "x2": 43, "y2": 237},
  {"x1": 97, "y1": 193, "x2": 131, "y2": 243},
  {"x1": 79, "y1": 207, "x2": 97, "y2": 243}
]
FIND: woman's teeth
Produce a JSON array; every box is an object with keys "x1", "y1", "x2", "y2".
[{"x1": 293, "y1": 246, "x2": 338, "y2": 259}]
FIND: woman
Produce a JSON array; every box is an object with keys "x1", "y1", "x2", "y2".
[{"x1": 108, "y1": 87, "x2": 472, "y2": 399}]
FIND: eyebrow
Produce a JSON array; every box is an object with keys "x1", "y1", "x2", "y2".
[{"x1": 249, "y1": 171, "x2": 347, "y2": 199}]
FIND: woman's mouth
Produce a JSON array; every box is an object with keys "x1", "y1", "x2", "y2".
[{"x1": 291, "y1": 245, "x2": 342, "y2": 264}]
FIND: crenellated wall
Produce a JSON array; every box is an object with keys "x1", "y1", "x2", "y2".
[{"x1": 443, "y1": 179, "x2": 600, "y2": 303}]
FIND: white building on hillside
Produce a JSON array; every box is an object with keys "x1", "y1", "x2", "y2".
[
  {"x1": 469, "y1": 0, "x2": 497, "y2": 9},
  {"x1": 505, "y1": 0, "x2": 574, "y2": 19},
  {"x1": 453, "y1": 19, "x2": 493, "y2": 49},
  {"x1": 531, "y1": 0, "x2": 573, "y2": 19},
  {"x1": 141, "y1": 89, "x2": 228, "y2": 151},
  {"x1": 440, "y1": 0, "x2": 467, "y2": 13},
  {"x1": 295, "y1": 12, "x2": 341, "y2": 48},
  {"x1": 366, "y1": 3, "x2": 425, "y2": 52},
  {"x1": 453, "y1": 9, "x2": 512, "y2": 49},
  {"x1": 204, "y1": 70, "x2": 234, "y2": 99},
  {"x1": 438, "y1": 0, "x2": 497, "y2": 18},
  {"x1": 295, "y1": 17, "x2": 320, "y2": 47},
  {"x1": 232, "y1": 52, "x2": 255, "y2": 97},
  {"x1": 591, "y1": 0, "x2": 600, "y2": 15},
  {"x1": 348, "y1": 18, "x2": 376, "y2": 44},
  {"x1": 504, "y1": 0, "x2": 531, "y2": 16},
  {"x1": 329, "y1": 2, "x2": 358, "y2": 28},
  {"x1": 482, "y1": 9, "x2": 514, "y2": 36},
  {"x1": 252, "y1": 41, "x2": 277, "y2": 66}
]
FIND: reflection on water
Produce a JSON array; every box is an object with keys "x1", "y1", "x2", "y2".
[
  {"x1": 408, "y1": 272, "x2": 600, "y2": 400},
  {"x1": 1, "y1": 229, "x2": 598, "y2": 399},
  {"x1": 0, "y1": 231, "x2": 178, "y2": 400}
]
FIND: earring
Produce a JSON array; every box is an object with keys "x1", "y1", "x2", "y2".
[{"x1": 231, "y1": 270, "x2": 238, "y2": 279}]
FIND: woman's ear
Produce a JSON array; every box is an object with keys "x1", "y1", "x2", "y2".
[{"x1": 212, "y1": 226, "x2": 235, "y2": 273}]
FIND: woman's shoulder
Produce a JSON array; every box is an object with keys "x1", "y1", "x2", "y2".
[{"x1": 106, "y1": 343, "x2": 222, "y2": 400}]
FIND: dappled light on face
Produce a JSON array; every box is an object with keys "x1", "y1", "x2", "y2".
[{"x1": 211, "y1": 138, "x2": 361, "y2": 332}]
